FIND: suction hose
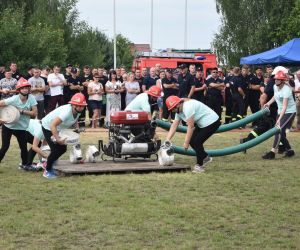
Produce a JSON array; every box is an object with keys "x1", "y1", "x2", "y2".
[
  {"x1": 172, "y1": 126, "x2": 280, "y2": 157},
  {"x1": 157, "y1": 108, "x2": 270, "y2": 133}
]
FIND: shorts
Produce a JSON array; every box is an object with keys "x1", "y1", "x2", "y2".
[
  {"x1": 88, "y1": 100, "x2": 102, "y2": 110},
  {"x1": 157, "y1": 97, "x2": 163, "y2": 108}
]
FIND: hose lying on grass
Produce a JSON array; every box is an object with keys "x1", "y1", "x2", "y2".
[
  {"x1": 156, "y1": 108, "x2": 270, "y2": 134},
  {"x1": 172, "y1": 126, "x2": 280, "y2": 157}
]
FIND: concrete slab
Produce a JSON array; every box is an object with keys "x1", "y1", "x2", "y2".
[{"x1": 54, "y1": 160, "x2": 191, "y2": 175}]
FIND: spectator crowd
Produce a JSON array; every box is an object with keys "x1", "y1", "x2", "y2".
[{"x1": 0, "y1": 62, "x2": 300, "y2": 130}]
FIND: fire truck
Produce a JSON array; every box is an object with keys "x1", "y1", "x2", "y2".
[{"x1": 132, "y1": 49, "x2": 217, "y2": 77}]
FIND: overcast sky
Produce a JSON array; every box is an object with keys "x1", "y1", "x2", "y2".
[{"x1": 77, "y1": 0, "x2": 221, "y2": 51}]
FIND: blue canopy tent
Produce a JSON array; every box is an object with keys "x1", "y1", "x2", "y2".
[{"x1": 240, "y1": 38, "x2": 300, "y2": 65}]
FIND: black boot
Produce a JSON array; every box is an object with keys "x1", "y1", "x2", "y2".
[
  {"x1": 284, "y1": 149, "x2": 295, "y2": 158},
  {"x1": 262, "y1": 151, "x2": 275, "y2": 159}
]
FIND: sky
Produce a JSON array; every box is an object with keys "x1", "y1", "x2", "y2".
[{"x1": 77, "y1": 0, "x2": 221, "y2": 51}]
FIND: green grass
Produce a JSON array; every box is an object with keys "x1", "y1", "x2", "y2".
[{"x1": 0, "y1": 129, "x2": 299, "y2": 249}]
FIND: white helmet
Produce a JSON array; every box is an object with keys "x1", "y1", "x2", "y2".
[
  {"x1": 158, "y1": 141, "x2": 175, "y2": 166},
  {"x1": 272, "y1": 66, "x2": 288, "y2": 76}
]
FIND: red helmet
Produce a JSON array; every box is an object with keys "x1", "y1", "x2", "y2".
[
  {"x1": 68, "y1": 93, "x2": 87, "y2": 106},
  {"x1": 146, "y1": 85, "x2": 161, "y2": 98},
  {"x1": 166, "y1": 95, "x2": 182, "y2": 110},
  {"x1": 274, "y1": 70, "x2": 288, "y2": 80},
  {"x1": 16, "y1": 77, "x2": 31, "y2": 91}
]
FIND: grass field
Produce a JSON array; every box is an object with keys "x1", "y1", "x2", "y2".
[{"x1": 0, "y1": 128, "x2": 299, "y2": 249}]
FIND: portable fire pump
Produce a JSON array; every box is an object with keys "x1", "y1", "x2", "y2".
[{"x1": 99, "y1": 111, "x2": 161, "y2": 160}]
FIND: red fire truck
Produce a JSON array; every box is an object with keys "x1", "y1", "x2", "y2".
[{"x1": 132, "y1": 49, "x2": 217, "y2": 77}]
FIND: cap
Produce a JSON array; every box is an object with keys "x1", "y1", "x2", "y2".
[
  {"x1": 166, "y1": 69, "x2": 173, "y2": 73},
  {"x1": 71, "y1": 67, "x2": 78, "y2": 74},
  {"x1": 179, "y1": 63, "x2": 188, "y2": 69},
  {"x1": 196, "y1": 67, "x2": 202, "y2": 72},
  {"x1": 66, "y1": 64, "x2": 72, "y2": 68}
]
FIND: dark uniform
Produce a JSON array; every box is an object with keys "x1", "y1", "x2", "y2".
[
  {"x1": 135, "y1": 76, "x2": 144, "y2": 93},
  {"x1": 192, "y1": 77, "x2": 206, "y2": 103},
  {"x1": 231, "y1": 75, "x2": 246, "y2": 121},
  {"x1": 178, "y1": 72, "x2": 194, "y2": 98},
  {"x1": 205, "y1": 77, "x2": 224, "y2": 120},
  {"x1": 161, "y1": 76, "x2": 178, "y2": 121},
  {"x1": 12, "y1": 71, "x2": 22, "y2": 81},
  {"x1": 246, "y1": 73, "x2": 261, "y2": 117},
  {"x1": 143, "y1": 76, "x2": 158, "y2": 90},
  {"x1": 224, "y1": 74, "x2": 233, "y2": 124}
]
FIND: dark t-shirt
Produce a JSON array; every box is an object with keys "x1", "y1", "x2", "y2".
[
  {"x1": 135, "y1": 77, "x2": 144, "y2": 92},
  {"x1": 67, "y1": 76, "x2": 82, "y2": 98},
  {"x1": 224, "y1": 75, "x2": 233, "y2": 96},
  {"x1": 162, "y1": 77, "x2": 178, "y2": 97},
  {"x1": 0, "y1": 72, "x2": 5, "y2": 80},
  {"x1": 178, "y1": 72, "x2": 194, "y2": 98},
  {"x1": 205, "y1": 77, "x2": 224, "y2": 98},
  {"x1": 98, "y1": 75, "x2": 108, "y2": 92},
  {"x1": 143, "y1": 76, "x2": 159, "y2": 90},
  {"x1": 192, "y1": 77, "x2": 205, "y2": 102},
  {"x1": 12, "y1": 71, "x2": 22, "y2": 81},
  {"x1": 249, "y1": 74, "x2": 262, "y2": 98},
  {"x1": 264, "y1": 78, "x2": 277, "y2": 117},
  {"x1": 80, "y1": 74, "x2": 93, "y2": 98},
  {"x1": 24, "y1": 74, "x2": 33, "y2": 80}
]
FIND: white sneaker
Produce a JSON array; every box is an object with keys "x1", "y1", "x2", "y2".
[
  {"x1": 203, "y1": 156, "x2": 213, "y2": 166},
  {"x1": 192, "y1": 165, "x2": 205, "y2": 173}
]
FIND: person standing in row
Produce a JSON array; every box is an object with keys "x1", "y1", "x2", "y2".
[
  {"x1": 0, "y1": 78, "x2": 37, "y2": 169},
  {"x1": 28, "y1": 68, "x2": 46, "y2": 119},
  {"x1": 205, "y1": 67, "x2": 225, "y2": 121},
  {"x1": 0, "y1": 70, "x2": 17, "y2": 99},
  {"x1": 105, "y1": 70, "x2": 123, "y2": 125},
  {"x1": 47, "y1": 65, "x2": 66, "y2": 112},
  {"x1": 125, "y1": 72, "x2": 140, "y2": 106},
  {"x1": 88, "y1": 73, "x2": 104, "y2": 128}
]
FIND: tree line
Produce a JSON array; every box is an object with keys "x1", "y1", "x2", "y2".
[
  {"x1": 0, "y1": 0, "x2": 133, "y2": 72},
  {"x1": 213, "y1": 0, "x2": 300, "y2": 66}
]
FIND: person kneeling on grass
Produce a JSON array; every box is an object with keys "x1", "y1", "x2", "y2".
[
  {"x1": 0, "y1": 78, "x2": 37, "y2": 170},
  {"x1": 25, "y1": 119, "x2": 49, "y2": 170},
  {"x1": 41, "y1": 93, "x2": 87, "y2": 179},
  {"x1": 262, "y1": 70, "x2": 296, "y2": 159},
  {"x1": 165, "y1": 96, "x2": 220, "y2": 173}
]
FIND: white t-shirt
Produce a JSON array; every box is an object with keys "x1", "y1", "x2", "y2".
[
  {"x1": 88, "y1": 81, "x2": 103, "y2": 101},
  {"x1": 47, "y1": 73, "x2": 65, "y2": 96}
]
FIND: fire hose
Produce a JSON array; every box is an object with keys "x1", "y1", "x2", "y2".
[
  {"x1": 156, "y1": 108, "x2": 270, "y2": 133},
  {"x1": 171, "y1": 126, "x2": 280, "y2": 157}
]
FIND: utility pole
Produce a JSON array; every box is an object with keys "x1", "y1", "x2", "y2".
[
  {"x1": 184, "y1": 0, "x2": 187, "y2": 49},
  {"x1": 113, "y1": 0, "x2": 117, "y2": 69},
  {"x1": 150, "y1": 0, "x2": 153, "y2": 51}
]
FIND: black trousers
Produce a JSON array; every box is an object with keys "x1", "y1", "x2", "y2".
[
  {"x1": 162, "y1": 96, "x2": 175, "y2": 120},
  {"x1": 189, "y1": 120, "x2": 220, "y2": 165},
  {"x1": 0, "y1": 125, "x2": 28, "y2": 165},
  {"x1": 42, "y1": 127, "x2": 67, "y2": 171},
  {"x1": 273, "y1": 113, "x2": 295, "y2": 150},
  {"x1": 206, "y1": 95, "x2": 222, "y2": 121},
  {"x1": 25, "y1": 131, "x2": 42, "y2": 165},
  {"x1": 225, "y1": 91, "x2": 233, "y2": 124},
  {"x1": 232, "y1": 93, "x2": 245, "y2": 121},
  {"x1": 244, "y1": 92, "x2": 260, "y2": 116}
]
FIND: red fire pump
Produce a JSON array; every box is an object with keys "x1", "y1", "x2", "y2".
[{"x1": 99, "y1": 111, "x2": 161, "y2": 160}]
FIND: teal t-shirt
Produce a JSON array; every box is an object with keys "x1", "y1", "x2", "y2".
[
  {"x1": 4, "y1": 94, "x2": 37, "y2": 130},
  {"x1": 26, "y1": 119, "x2": 44, "y2": 140},
  {"x1": 125, "y1": 93, "x2": 151, "y2": 113},
  {"x1": 274, "y1": 84, "x2": 296, "y2": 114},
  {"x1": 42, "y1": 104, "x2": 80, "y2": 131},
  {"x1": 175, "y1": 99, "x2": 219, "y2": 128}
]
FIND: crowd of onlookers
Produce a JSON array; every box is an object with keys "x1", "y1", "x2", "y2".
[{"x1": 0, "y1": 61, "x2": 299, "y2": 130}]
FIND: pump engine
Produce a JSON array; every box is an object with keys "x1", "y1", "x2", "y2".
[{"x1": 99, "y1": 111, "x2": 161, "y2": 160}]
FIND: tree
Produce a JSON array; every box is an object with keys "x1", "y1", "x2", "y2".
[{"x1": 213, "y1": 0, "x2": 297, "y2": 66}]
